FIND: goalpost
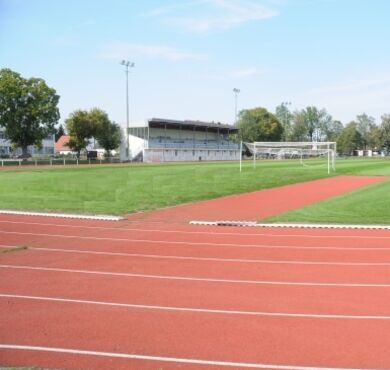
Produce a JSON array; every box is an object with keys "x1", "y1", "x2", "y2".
[{"x1": 240, "y1": 141, "x2": 337, "y2": 174}]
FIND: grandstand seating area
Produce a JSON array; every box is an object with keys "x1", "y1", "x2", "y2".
[{"x1": 148, "y1": 137, "x2": 239, "y2": 150}]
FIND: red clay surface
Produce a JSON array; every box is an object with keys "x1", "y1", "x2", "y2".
[
  {"x1": 1, "y1": 175, "x2": 390, "y2": 369},
  {"x1": 127, "y1": 175, "x2": 386, "y2": 222}
]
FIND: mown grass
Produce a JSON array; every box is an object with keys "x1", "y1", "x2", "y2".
[
  {"x1": 0, "y1": 158, "x2": 389, "y2": 215},
  {"x1": 266, "y1": 179, "x2": 390, "y2": 225}
]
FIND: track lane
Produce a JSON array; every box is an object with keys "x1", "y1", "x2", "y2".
[
  {"x1": 1, "y1": 248, "x2": 390, "y2": 284},
  {"x1": 2, "y1": 298, "x2": 390, "y2": 369},
  {"x1": 3, "y1": 221, "x2": 390, "y2": 248},
  {"x1": 1, "y1": 268, "x2": 390, "y2": 316}
]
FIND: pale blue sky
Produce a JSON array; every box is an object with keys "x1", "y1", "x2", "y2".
[{"x1": 1, "y1": 0, "x2": 390, "y2": 127}]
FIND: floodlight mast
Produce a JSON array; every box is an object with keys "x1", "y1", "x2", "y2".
[
  {"x1": 120, "y1": 60, "x2": 135, "y2": 160},
  {"x1": 233, "y1": 88, "x2": 240, "y2": 124}
]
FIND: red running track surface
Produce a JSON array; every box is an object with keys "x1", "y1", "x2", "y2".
[
  {"x1": 1, "y1": 175, "x2": 390, "y2": 369},
  {"x1": 126, "y1": 175, "x2": 386, "y2": 222}
]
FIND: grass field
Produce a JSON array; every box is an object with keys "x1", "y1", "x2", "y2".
[{"x1": 0, "y1": 158, "x2": 389, "y2": 217}]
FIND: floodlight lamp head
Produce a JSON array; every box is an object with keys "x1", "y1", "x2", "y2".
[{"x1": 233, "y1": 88, "x2": 240, "y2": 94}]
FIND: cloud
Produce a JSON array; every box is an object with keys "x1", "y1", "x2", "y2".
[
  {"x1": 101, "y1": 42, "x2": 207, "y2": 62},
  {"x1": 148, "y1": 0, "x2": 278, "y2": 34}
]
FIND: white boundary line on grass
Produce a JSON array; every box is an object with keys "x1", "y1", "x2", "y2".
[
  {"x1": 2, "y1": 264, "x2": 390, "y2": 287},
  {"x1": 190, "y1": 221, "x2": 390, "y2": 230},
  {"x1": 2, "y1": 293, "x2": 390, "y2": 320},
  {"x1": 0, "y1": 209, "x2": 123, "y2": 221},
  {"x1": 0, "y1": 344, "x2": 379, "y2": 370}
]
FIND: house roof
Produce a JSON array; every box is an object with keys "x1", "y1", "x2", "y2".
[{"x1": 55, "y1": 135, "x2": 71, "y2": 152}]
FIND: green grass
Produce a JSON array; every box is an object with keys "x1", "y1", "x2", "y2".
[
  {"x1": 0, "y1": 158, "x2": 389, "y2": 215},
  {"x1": 266, "y1": 179, "x2": 390, "y2": 225}
]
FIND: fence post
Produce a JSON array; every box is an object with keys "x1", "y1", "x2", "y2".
[
  {"x1": 63, "y1": 158, "x2": 65, "y2": 166},
  {"x1": 35, "y1": 160, "x2": 37, "y2": 166},
  {"x1": 50, "y1": 158, "x2": 52, "y2": 166},
  {"x1": 1, "y1": 160, "x2": 3, "y2": 167},
  {"x1": 77, "y1": 158, "x2": 79, "y2": 166},
  {"x1": 89, "y1": 159, "x2": 91, "y2": 165},
  {"x1": 19, "y1": 160, "x2": 21, "y2": 166}
]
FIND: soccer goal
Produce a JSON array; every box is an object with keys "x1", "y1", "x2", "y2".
[{"x1": 240, "y1": 141, "x2": 337, "y2": 174}]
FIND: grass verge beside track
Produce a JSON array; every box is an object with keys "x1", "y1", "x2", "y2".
[
  {"x1": 0, "y1": 158, "x2": 389, "y2": 215},
  {"x1": 266, "y1": 179, "x2": 390, "y2": 225}
]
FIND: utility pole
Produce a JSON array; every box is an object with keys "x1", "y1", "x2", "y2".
[{"x1": 120, "y1": 60, "x2": 135, "y2": 160}]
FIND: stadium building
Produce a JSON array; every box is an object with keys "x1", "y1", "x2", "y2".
[
  {"x1": 0, "y1": 128, "x2": 54, "y2": 157},
  {"x1": 121, "y1": 118, "x2": 240, "y2": 162}
]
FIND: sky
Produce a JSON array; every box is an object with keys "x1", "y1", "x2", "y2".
[{"x1": 1, "y1": 0, "x2": 390, "y2": 128}]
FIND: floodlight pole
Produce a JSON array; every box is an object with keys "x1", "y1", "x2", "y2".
[
  {"x1": 282, "y1": 101, "x2": 291, "y2": 133},
  {"x1": 239, "y1": 141, "x2": 242, "y2": 172},
  {"x1": 120, "y1": 60, "x2": 135, "y2": 160},
  {"x1": 233, "y1": 88, "x2": 240, "y2": 124}
]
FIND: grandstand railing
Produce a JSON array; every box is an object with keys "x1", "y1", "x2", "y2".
[{"x1": 148, "y1": 138, "x2": 239, "y2": 150}]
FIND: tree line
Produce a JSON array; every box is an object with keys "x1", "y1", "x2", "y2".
[
  {"x1": 236, "y1": 104, "x2": 390, "y2": 154},
  {"x1": 0, "y1": 68, "x2": 121, "y2": 158},
  {"x1": 2, "y1": 68, "x2": 390, "y2": 157}
]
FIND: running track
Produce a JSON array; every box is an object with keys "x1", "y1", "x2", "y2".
[{"x1": 1, "y1": 176, "x2": 390, "y2": 370}]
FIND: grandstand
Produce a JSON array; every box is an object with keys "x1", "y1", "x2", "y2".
[{"x1": 121, "y1": 118, "x2": 240, "y2": 162}]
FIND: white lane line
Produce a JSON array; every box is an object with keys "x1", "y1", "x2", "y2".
[
  {"x1": 0, "y1": 344, "x2": 380, "y2": 370},
  {"x1": 1, "y1": 219, "x2": 390, "y2": 240},
  {"x1": 2, "y1": 293, "x2": 390, "y2": 320},
  {"x1": 5, "y1": 244, "x2": 390, "y2": 266},
  {"x1": 1, "y1": 230, "x2": 390, "y2": 251},
  {"x1": 1, "y1": 264, "x2": 390, "y2": 288}
]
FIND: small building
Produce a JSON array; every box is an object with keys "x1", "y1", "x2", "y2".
[
  {"x1": 0, "y1": 128, "x2": 54, "y2": 157},
  {"x1": 120, "y1": 118, "x2": 240, "y2": 162},
  {"x1": 55, "y1": 135, "x2": 73, "y2": 155}
]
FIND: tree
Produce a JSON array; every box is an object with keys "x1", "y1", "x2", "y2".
[
  {"x1": 336, "y1": 122, "x2": 363, "y2": 155},
  {"x1": 236, "y1": 107, "x2": 283, "y2": 142},
  {"x1": 92, "y1": 109, "x2": 121, "y2": 156},
  {"x1": 356, "y1": 113, "x2": 376, "y2": 149},
  {"x1": 55, "y1": 124, "x2": 65, "y2": 142},
  {"x1": 367, "y1": 126, "x2": 383, "y2": 150},
  {"x1": 0, "y1": 68, "x2": 60, "y2": 156},
  {"x1": 65, "y1": 108, "x2": 120, "y2": 157},
  {"x1": 301, "y1": 106, "x2": 333, "y2": 141},
  {"x1": 324, "y1": 120, "x2": 344, "y2": 142},
  {"x1": 380, "y1": 114, "x2": 390, "y2": 151},
  {"x1": 65, "y1": 110, "x2": 96, "y2": 157},
  {"x1": 289, "y1": 111, "x2": 308, "y2": 141},
  {"x1": 289, "y1": 107, "x2": 332, "y2": 142},
  {"x1": 275, "y1": 103, "x2": 293, "y2": 141}
]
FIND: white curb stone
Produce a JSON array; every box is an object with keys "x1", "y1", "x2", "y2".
[
  {"x1": 0, "y1": 209, "x2": 123, "y2": 221},
  {"x1": 190, "y1": 220, "x2": 390, "y2": 230}
]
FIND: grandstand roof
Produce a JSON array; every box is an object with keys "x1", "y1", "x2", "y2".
[{"x1": 148, "y1": 118, "x2": 238, "y2": 133}]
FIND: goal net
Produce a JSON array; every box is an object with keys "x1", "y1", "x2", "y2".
[{"x1": 240, "y1": 141, "x2": 336, "y2": 174}]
